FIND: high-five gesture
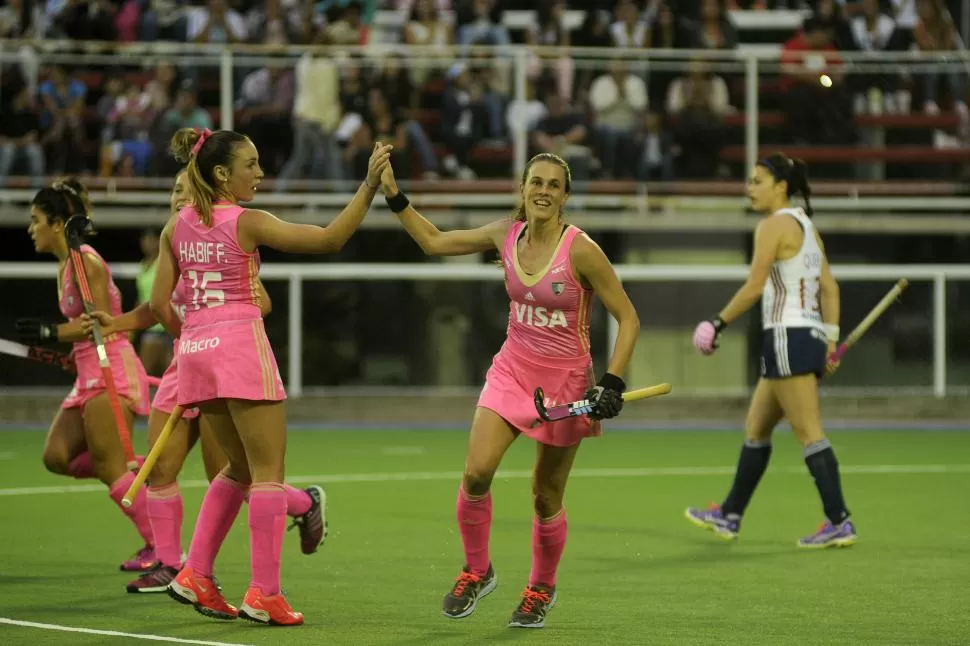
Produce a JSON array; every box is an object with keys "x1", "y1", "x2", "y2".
[
  {"x1": 367, "y1": 142, "x2": 394, "y2": 190},
  {"x1": 381, "y1": 159, "x2": 399, "y2": 197}
]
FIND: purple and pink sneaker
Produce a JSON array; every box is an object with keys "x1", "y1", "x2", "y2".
[
  {"x1": 797, "y1": 520, "x2": 857, "y2": 549},
  {"x1": 120, "y1": 545, "x2": 157, "y2": 572},
  {"x1": 684, "y1": 503, "x2": 740, "y2": 541}
]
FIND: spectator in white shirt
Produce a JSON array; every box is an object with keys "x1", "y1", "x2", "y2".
[
  {"x1": 186, "y1": 0, "x2": 247, "y2": 43},
  {"x1": 277, "y1": 54, "x2": 344, "y2": 188},
  {"x1": 849, "y1": 0, "x2": 903, "y2": 113},
  {"x1": 611, "y1": 0, "x2": 649, "y2": 48},
  {"x1": 589, "y1": 58, "x2": 648, "y2": 178}
]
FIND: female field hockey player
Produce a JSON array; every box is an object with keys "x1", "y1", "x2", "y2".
[
  {"x1": 15, "y1": 179, "x2": 156, "y2": 571},
  {"x1": 84, "y1": 170, "x2": 328, "y2": 594},
  {"x1": 380, "y1": 152, "x2": 640, "y2": 629},
  {"x1": 686, "y1": 152, "x2": 856, "y2": 549},
  {"x1": 152, "y1": 128, "x2": 391, "y2": 625}
]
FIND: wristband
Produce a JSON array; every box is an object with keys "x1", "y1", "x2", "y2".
[
  {"x1": 823, "y1": 323, "x2": 840, "y2": 343},
  {"x1": 385, "y1": 191, "x2": 410, "y2": 214},
  {"x1": 598, "y1": 372, "x2": 626, "y2": 393},
  {"x1": 712, "y1": 316, "x2": 727, "y2": 333}
]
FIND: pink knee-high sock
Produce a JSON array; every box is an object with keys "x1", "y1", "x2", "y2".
[
  {"x1": 284, "y1": 484, "x2": 311, "y2": 517},
  {"x1": 185, "y1": 474, "x2": 248, "y2": 579},
  {"x1": 67, "y1": 452, "x2": 96, "y2": 479},
  {"x1": 456, "y1": 485, "x2": 492, "y2": 576},
  {"x1": 243, "y1": 484, "x2": 311, "y2": 517},
  {"x1": 248, "y1": 482, "x2": 287, "y2": 596},
  {"x1": 148, "y1": 483, "x2": 184, "y2": 569},
  {"x1": 108, "y1": 472, "x2": 154, "y2": 545},
  {"x1": 529, "y1": 510, "x2": 568, "y2": 589}
]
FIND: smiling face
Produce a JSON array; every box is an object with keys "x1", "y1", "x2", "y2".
[
  {"x1": 747, "y1": 164, "x2": 786, "y2": 213},
  {"x1": 170, "y1": 170, "x2": 190, "y2": 215},
  {"x1": 219, "y1": 139, "x2": 263, "y2": 203},
  {"x1": 27, "y1": 206, "x2": 63, "y2": 254},
  {"x1": 521, "y1": 160, "x2": 570, "y2": 224}
]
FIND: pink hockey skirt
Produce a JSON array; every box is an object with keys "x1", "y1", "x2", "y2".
[
  {"x1": 477, "y1": 342, "x2": 601, "y2": 447},
  {"x1": 176, "y1": 318, "x2": 286, "y2": 407},
  {"x1": 151, "y1": 346, "x2": 199, "y2": 419},
  {"x1": 61, "y1": 341, "x2": 151, "y2": 416}
]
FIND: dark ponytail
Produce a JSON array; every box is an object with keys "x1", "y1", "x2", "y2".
[
  {"x1": 757, "y1": 153, "x2": 814, "y2": 218},
  {"x1": 788, "y1": 158, "x2": 813, "y2": 218},
  {"x1": 32, "y1": 182, "x2": 88, "y2": 227}
]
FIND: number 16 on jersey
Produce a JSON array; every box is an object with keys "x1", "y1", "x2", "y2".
[{"x1": 187, "y1": 270, "x2": 225, "y2": 310}]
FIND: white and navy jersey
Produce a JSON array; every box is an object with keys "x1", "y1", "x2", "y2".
[{"x1": 761, "y1": 207, "x2": 825, "y2": 330}]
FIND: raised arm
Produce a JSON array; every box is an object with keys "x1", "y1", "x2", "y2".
[
  {"x1": 380, "y1": 161, "x2": 509, "y2": 256},
  {"x1": 239, "y1": 143, "x2": 392, "y2": 254}
]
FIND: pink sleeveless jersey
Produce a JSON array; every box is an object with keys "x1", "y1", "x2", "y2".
[
  {"x1": 502, "y1": 222, "x2": 593, "y2": 365},
  {"x1": 58, "y1": 244, "x2": 150, "y2": 415},
  {"x1": 170, "y1": 203, "x2": 284, "y2": 405},
  {"x1": 171, "y1": 203, "x2": 263, "y2": 328},
  {"x1": 60, "y1": 244, "x2": 124, "y2": 333},
  {"x1": 476, "y1": 222, "x2": 600, "y2": 447}
]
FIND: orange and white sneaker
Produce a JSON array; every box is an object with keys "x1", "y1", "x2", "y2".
[
  {"x1": 167, "y1": 566, "x2": 238, "y2": 620},
  {"x1": 239, "y1": 586, "x2": 304, "y2": 626}
]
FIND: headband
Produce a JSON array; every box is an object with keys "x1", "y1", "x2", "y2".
[{"x1": 191, "y1": 128, "x2": 213, "y2": 157}]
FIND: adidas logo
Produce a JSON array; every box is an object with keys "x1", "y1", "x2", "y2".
[{"x1": 525, "y1": 292, "x2": 535, "y2": 301}]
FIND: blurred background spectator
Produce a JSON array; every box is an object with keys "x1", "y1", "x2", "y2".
[{"x1": 0, "y1": 0, "x2": 967, "y2": 186}]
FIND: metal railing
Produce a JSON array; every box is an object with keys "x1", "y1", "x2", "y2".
[{"x1": 0, "y1": 261, "x2": 963, "y2": 398}]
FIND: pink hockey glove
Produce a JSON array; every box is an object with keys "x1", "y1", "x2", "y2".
[{"x1": 693, "y1": 317, "x2": 726, "y2": 355}]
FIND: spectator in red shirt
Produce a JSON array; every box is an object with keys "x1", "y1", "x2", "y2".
[{"x1": 780, "y1": 17, "x2": 856, "y2": 145}]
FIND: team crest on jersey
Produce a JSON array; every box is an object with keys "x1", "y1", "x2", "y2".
[{"x1": 551, "y1": 282, "x2": 564, "y2": 296}]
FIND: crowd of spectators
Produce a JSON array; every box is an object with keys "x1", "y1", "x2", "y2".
[{"x1": 0, "y1": 0, "x2": 967, "y2": 185}]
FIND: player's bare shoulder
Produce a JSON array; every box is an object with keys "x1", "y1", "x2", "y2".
[
  {"x1": 484, "y1": 218, "x2": 515, "y2": 249},
  {"x1": 568, "y1": 229, "x2": 610, "y2": 286},
  {"x1": 569, "y1": 229, "x2": 608, "y2": 265},
  {"x1": 238, "y1": 208, "x2": 276, "y2": 226},
  {"x1": 756, "y1": 212, "x2": 790, "y2": 237}
]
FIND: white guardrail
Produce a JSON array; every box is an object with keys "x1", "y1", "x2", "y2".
[{"x1": 0, "y1": 262, "x2": 964, "y2": 398}]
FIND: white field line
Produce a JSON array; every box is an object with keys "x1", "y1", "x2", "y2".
[
  {"x1": 0, "y1": 464, "x2": 968, "y2": 497},
  {"x1": 0, "y1": 618, "x2": 252, "y2": 646}
]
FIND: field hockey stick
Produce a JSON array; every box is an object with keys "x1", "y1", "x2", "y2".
[
  {"x1": 0, "y1": 337, "x2": 162, "y2": 387},
  {"x1": 0, "y1": 338, "x2": 75, "y2": 372},
  {"x1": 534, "y1": 382, "x2": 673, "y2": 422},
  {"x1": 64, "y1": 215, "x2": 138, "y2": 470},
  {"x1": 0, "y1": 337, "x2": 163, "y2": 387},
  {"x1": 829, "y1": 278, "x2": 909, "y2": 363},
  {"x1": 122, "y1": 406, "x2": 184, "y2": 507}
]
